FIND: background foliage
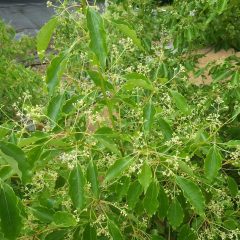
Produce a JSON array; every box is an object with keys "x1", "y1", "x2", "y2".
[{"x1": 0, "y1": 20, "x2": 43, "y2": 122}]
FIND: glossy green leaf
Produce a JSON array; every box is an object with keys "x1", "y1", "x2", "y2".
[
  {"x1": 87, "y1": 7, "x2": 107, "y2": 69},
  {"x1": 231, "y1": 71, "x2": 239, "y2": 86},
  {"x1": 37, "y1": 17, "x2": 58, "y2": 58},
  {"x1": 170, "y1": 90, "x2": 190, "y2": 114},
  {"x1": 46, "y1": 53, "x2": 67, "y2": 95},
  {"x1": 104, "y1": 157, "x2": 134, "y2": 183},
  {"x1": 227, "y1": 176, "x2": 238, "y2": 198},
  {"x1": 53, "y1": 211, "x2": 77, "y2": 227},
  {"x1": 225, "y1": 140, "x2": 240, "y2": 148},
  {"x1": 83, "y1": 223, "x2": 97, "y2": 240},
  {"x1": 68, "y1": 164, "x2": 85, "y2": 210},
  {"x1": 143, "y1": 182, "x2": 159, "y2": 216},
  {"x1": 108, "y1": 220, "x2": 124, "y2": 240},
  {"x1": 0, "y1": 183, "x2": 22, "y2": 240},
  {"x1": 185, "y1": 27, "x2": 194, "y2": 42},
  {"x1": 158, "y1": 118, "x2": 173, "y2": 140},
  {"x1": 87, "y1": 160, "x2": 100, "y2": 198},
  {"x1": 115, "y1": 176, "x2": 130, "y2": 201},
  {"x1": 167, "y1": 199, "x2": 184, "y2": 229},
  {"x1": 143, "y1": 102, "x2": 156, "y2": 133},
  {"x1": 177, "y1": 160, "x2": 194, "y2": 177},
  {"x1": 127, "y1": 180, "x2": 143, "y2": 209},
  {"x1": 158, "y1": 186, "x2": 169, "y2": 219},
  {"x1": 138, "y1": 161, "x2": 152, "y2": 193},
  {"x1": 112, "y1": 20, "x2": 144, "y2": 50},
  {"x1": 30, "y1": 206, "x2": 54, "y2": 223},
  {"x1": 223, "y1": 219, "x2": 238, "y2": 230},
  {"x1": 95, "y1": 135, "x2": 121, "y2": 156},
  {"x1": 159, "y1": 63, "x2": 168, "y2": 78},
  {"x1": 88, "y1": 70, "x2": 113, "y2": 90},
  {"x1": 47, "y1": 93, "x2": 65, "y2": 125},
  {"x1": 217, "y1": 0, "x2": 229, "y2": 14},
  {"x1": 204, "y1": 146, "x2": 222, "y2": 182},
  {"x1": 214, "y1": 70, "x2": 232, "y2": 82},
  {"x1": 178, "y1": 224, "x2": 197, "y2": 240},
  {"x1": 123, "y1": 73, "x2": 154, "y2": 91},
  {"x1": 176, "y1": 176, "x2": 205, "y2": 215},
  {"x1": 0, "y1": 166, "x2": 14, "y2": 181},
  {"x1": 0, "y1": 141, "x2": 31, "y2": 183},
  {"x1": 44, "y1": 230, "x2": 67, "y2": 240}
]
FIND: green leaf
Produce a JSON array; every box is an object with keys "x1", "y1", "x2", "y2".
[
  {"x1": 158, "y1": 186, "x2": 169, "y2": 219},
  {"x1": 167, "y1": 199, "x2": 184, "y2": 229},
  {"x1": 214, "y1": 70, "x2": 232, "y2": 82},
  {"x1": 123, "y1": 73, "x2": 154, "y2": 91},
  {"x1": 83, "y1": 223, "x2": 97, "y2": 240},
  {"x1": 178, "y1": 224, "x2": 197, "y2": 240},
  {"x1": 115, "y1": 176, "x2": 130, "y2": 201},
  {"x1": 0, "y1": 166, "x2": 14, "y2": 181},
  {"x1": 112, "y1": 20, "x2": 144, "y2": 50},
  {"x1": 227, "y1": 176, "x2": 238, "y2": 198},
  {"x1": 176, "y1": 176, "x2": 205, "y2": 215},
  {"x1": 143, "y1": 102, "x2": 156, "y2": 134},
  {"x1": 158, "y1": 63, "x2": 168, "y2": 78},
  {"x1": 138, "y1": 161, "x2": 152, "y2": 193},
  {"x1": 37, "y1": 17, "x2": 58, "y2": 58},
  {"x1": 204, "y1": 146, "x2": 222, "y2": 182},
  {"x1": 170, "y1": 90, "x2": 190, "y2": 114},
  {"x1": 0, "y1": 183, "x2": 22, "y2": 240},
  {"x1": 108, "y1": 220, "x2": 124, "y2": 240},
  {"x1": 87, "y1": 7, "x2": 107, "y2": 69},
  {"x1": 124, "y1": 79, "x2": 154, "y2": 91},
  {"x1": 158, "y1": 118, "x2": 173, "y2": 140},
  {"x1": 151, "y1": 236, "x2": 165, "y2": 240},
  {"x1": 87, "y1": 70, "x2": 113, "y2": 90},
  {"x1": 68, "y1": 164, "x2": 85, "y2": 210},
  {"x1": 185, "y1": 27, "x2": 194, "y2": 42},
  {"x1": 143, "y1": 182, "x2": 159, "y2": 216},
  {"x1": 46, "y1": 53, "x2": 67, "y2": 95},
  {"x1": 217, "y1": 0, "x2": 229, "y2": 14},
  {"x1": 223, "y1": 219, "x2": 238, "y2": 230},
  {"x1": 104, "y1": 157, "x2": 134, "y2": 183},
  {"x1": 47, "y1": 94, "x2": 65, "y2": 125},
  {"x1": 177, "y1": 160, "x2": 194, "y2": 177},
  {"x1": 87, "y1": 160, "x2": 100, "y2": 198},
  {"x1": 231, "y1": 71, "x2": 239, "y2": 86},
  {"x1": 225, "y1": 140, "x2": 240, "y2": 148},
  {"x1": 95, "y1": 135, "x2": 121, "y2": 156},
  {"x1": 44, "y1": 230, "x2": 67, "y2": 240},
  {"x1": 53, "y1": 211, "x2": 77, "y2": 227},
  {"x1": 0, "y1": 141, "x2": 31, "y2": 183},
  {"x1": 30, "y1": 206, "x2": 54, "y2": 223},
  {"x1": 127, "y1": 180, "x2": 143, "y2": 209}
]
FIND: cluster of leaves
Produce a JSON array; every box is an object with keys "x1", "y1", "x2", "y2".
[
  {"x1": 0, "y1": 1, "x2": 239, "y2": 240},
  {"x1": 166, "y1": 0, "x2": 240, "y2": 51},
  {"x1": 0, "y1": 20, "x2": 43, "y2": 122}
]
